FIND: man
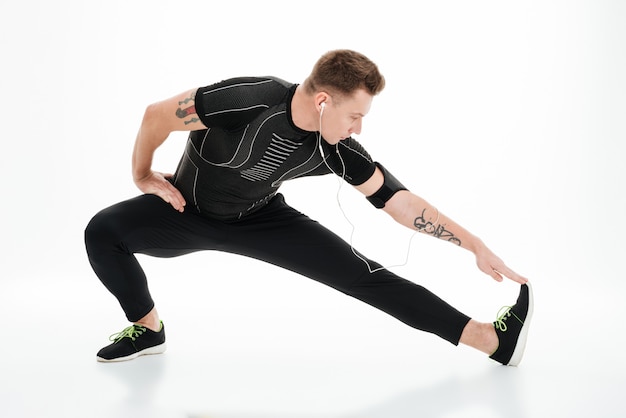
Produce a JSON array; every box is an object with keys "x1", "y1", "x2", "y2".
[{"x1": 85, "y1": 49, "x2": 533, "y2": 366}]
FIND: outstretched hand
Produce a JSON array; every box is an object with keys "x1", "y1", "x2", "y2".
[
  {"x1": 475, "y1": 245, "x2": 528, "y2": 284},
  {"x1": 134, "y1": 171, "x2": 186, "y2": 212}
]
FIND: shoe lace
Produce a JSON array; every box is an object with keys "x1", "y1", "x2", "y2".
[
  {"x1": 494, "y1": 306, "x2": 523, "y2": 332},
  {"x1": 109, "y1": 324, "x2": 147, "y2": 343}
]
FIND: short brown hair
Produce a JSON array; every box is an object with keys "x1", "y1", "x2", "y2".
[{"x1": 303, "y1": 49, "x2": 385, "y2": 97}]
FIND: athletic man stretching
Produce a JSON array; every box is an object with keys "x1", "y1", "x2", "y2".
[{"x1": 85, "y1": 49, "x2": 533, "y2": 366}]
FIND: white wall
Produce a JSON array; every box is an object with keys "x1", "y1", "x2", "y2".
[{"x1": 1, "y1": 0, "x2": 624, "y2": 348}]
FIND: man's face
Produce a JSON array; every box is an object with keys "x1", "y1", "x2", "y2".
[{"x1": 321, "y1": 89, "x2": 373, "y2": 144}]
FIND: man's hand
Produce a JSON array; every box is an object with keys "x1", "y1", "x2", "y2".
[
  {"x1": 134, "y1": 171, "x2": 186, "y2": 212},
  {"x1": 475, "y1": 244, "x2": 528, "y2": 284}
]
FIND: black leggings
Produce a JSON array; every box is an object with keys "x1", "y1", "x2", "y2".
[{"x1": 84, "y1": 193, "x2": 470, "y2": 345}]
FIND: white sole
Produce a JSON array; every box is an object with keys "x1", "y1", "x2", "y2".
[
  {"x1": 96, "y1": 342, "x2": 167, "y2": 363},
  {"x1": 508, "y1": 282, "x2": 534, "y2": 366}
]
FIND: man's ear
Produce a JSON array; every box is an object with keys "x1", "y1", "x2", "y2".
[{"x1": 315, "y1": 92, "x2": 330, "y2": 112}]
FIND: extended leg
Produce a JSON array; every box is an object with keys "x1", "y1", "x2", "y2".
[
  {"x1": 220, "y1": 194, "x2": 533, "y2": 365},
  {"x1": 216, "y1": 194, "x2": 472, "y2": 345}
]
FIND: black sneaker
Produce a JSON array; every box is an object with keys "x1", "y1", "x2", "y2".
[
  {"x1": 96, "y1": 321, "x2": 166, "y2": 362},
  {"x1": 489, "y1": 283, "x2": 534, "y2": 366}
]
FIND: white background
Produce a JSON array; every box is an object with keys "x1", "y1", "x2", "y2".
[{"x1": 1, "y1": 1, "x2": 625, "y2": 417}]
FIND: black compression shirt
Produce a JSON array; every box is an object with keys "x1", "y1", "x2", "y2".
[{"x1": 171, "y1": 76, "x2": 377, "y2": 221}]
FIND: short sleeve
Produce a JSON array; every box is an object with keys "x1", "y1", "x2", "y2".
[
  {"x1": 333, "y1": 137, "x2": 377, "y2": 185},
  {"x1": 194, "y1": 77, "x2": 291, "y2": 130}
]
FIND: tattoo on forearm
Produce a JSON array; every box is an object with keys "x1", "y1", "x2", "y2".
[
  {"x1": 184, "y1": 117, "x2": 200, "y2": 125},
  {"x1": 413, "y1": 208, "x2": 462, "y2": 246},
  {"x1": 178, "y1": 97, "x2": 194, "y2": 105}
]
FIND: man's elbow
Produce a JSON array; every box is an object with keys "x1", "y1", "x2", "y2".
[{"x1": 141, "y1": 102, "x2": 171, "y2": 135}]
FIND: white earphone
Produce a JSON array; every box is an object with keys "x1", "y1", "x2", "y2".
[{"x1": 318, "y1": 101, "x2": 327, "y2": 158}]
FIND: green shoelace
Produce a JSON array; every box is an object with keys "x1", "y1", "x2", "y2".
[
  {"x1": 494, "y1": 306, "x2": 524, "y2": 332},
  {"x1": 109, "y1": 324, "x2": 147, "y2": 343}
]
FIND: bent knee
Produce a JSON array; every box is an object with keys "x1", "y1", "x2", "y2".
[{"x1": 84, "y1": 209, "x2": 122, "y2": 254}]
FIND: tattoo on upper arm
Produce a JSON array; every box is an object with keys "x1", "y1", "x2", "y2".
[
  {"x1": 413, "y1": 208, "x2": 462, "y2": 246},
  {"x1": 183, "y1": 117, "x2": 200, "y2": 125},
  {"x1": 175, "y1": 92, "x2": 199, "y2": 125},
  {"x1": 176, "y1": 105, "x2": 196, "y2": 118}
]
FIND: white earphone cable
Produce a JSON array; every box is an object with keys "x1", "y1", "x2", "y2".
[{"x1": 317, "y1": 106, "x2": 417, "y2": 274}]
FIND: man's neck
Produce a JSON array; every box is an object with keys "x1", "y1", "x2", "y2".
[{"x1": 291, "y1": 85, "x2": 318, "y2": 132}]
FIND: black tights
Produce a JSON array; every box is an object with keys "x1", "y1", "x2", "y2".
[{"x1": 84, "y1": 193, "x2": 470, "y2": 345}]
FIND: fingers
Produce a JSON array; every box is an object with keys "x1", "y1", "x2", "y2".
[
  {"x1": 511, "y1": 273, "x2": 530, "y2": 284},
  {"x1": 159, "y1": 173, "x2": 186, "y2": 211},
  {"x1": 490, "y1": 269, "x2": 504, "y2": 282},
  {"x1": 162, "y1": 183, "x2": 186, "y2": 212},
  {"x1": 494, "y1": 265, "x2": 529, "y2": 285},
  {"x1": 477, "y1": 247, "x2": 530, "y2": 285},
  {"x1": 136, "y1": 172, "x2": 186, "y2": 212}
]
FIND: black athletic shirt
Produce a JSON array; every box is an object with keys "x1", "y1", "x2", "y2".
[{"x1": 171, "y1": 76, "x2": 377, "y2": 221}]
